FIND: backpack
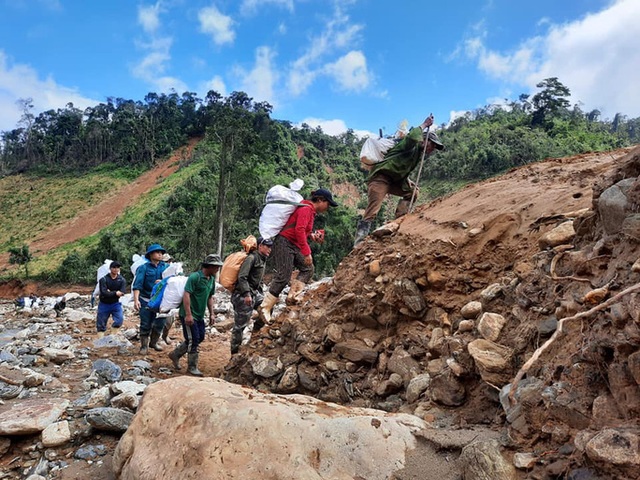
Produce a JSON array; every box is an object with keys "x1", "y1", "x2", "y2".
[
  {"x1": 359, "y1": 136, "x2": 398, "y2": 171},
  {"x1": 258, "y1": 180, "x2": 305, "y2": 241},
  {"x1": 147, "y1": 277, "x2": 170, "y2": 312},
  {"x1": 219, "y1": 236, "x2": 257, "y2": 291}
]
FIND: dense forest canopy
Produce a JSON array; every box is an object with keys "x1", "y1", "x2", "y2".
[{"x1": 1, "y1": 78, "x2": 639, "y2": 283}]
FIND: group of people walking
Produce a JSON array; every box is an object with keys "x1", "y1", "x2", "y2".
[{"x1": 94, "y1": 114, "x2": 445, "y2": 376}]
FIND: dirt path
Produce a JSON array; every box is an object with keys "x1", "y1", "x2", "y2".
[{"x1": 0, "y1": 138, "x2": 200, "y2": 270}]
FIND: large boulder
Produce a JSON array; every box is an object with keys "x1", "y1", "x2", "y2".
[{"x1": 114, "y1": 377, "x2": 426, "y2": 480}]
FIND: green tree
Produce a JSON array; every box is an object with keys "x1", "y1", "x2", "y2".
[
  {"x1": 9, "y1": 244, "x2": 33, "y2": 278},
  {"x1": 531, "y1": 77, "x2": 571, "y2": 127}
]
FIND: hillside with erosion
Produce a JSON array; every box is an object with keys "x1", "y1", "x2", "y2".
[
  {"x1": 224, "y1": 145, "x2": 640, "y2": 478},
  {"x1": 1, "y1": 145, "x2": 640, "y2": 480}
]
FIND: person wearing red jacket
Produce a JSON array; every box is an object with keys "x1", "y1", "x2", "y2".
[{"x1": 260, "y1": 188, "x2": 338, "y2": 323}]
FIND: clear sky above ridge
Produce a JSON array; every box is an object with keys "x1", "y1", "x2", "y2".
[{"x1": 0, "y1": 0, "x2": 638, "y2": 137}]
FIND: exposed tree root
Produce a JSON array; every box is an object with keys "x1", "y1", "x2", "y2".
[{"x1": 508, "y1": 282, "x2": 640, "y2": 405}]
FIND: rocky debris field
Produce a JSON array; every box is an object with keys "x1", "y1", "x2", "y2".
[
  {"x1": 0, "y1": 289, "x2": 240, "y2": 480},
  {"x1": 224, "y1": 146, "x2": 640, "y2": 479}
]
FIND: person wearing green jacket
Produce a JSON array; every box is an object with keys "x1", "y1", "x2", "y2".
[{"x1": 354, "y1": 115, "x2": 444, "y2": 246}]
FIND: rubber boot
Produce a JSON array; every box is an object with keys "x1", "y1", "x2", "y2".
[
  {"x1": 230, "y1": 328, "x2": 242, "y2": 355},
  {"x1": 149, "y1": 330, "x2": 164, "y2": 351},
  {"x1": 162, "y1": 315, "x2": 175, "y2": 345},
  {"x1": 259, "y1": 292, "x2": 278, "y2": 325},
  {"x1": 139, "y1": 335, "x2": 150, "y2": 355},
  {"x1": 286, "y1": 280, "x2": 306, "y2": 305},
  {"x1": 168, "y1": 342, "x2": 188, "y2": 370},
  {"x1": 187, "y1": 353, "x2": 203, "y2": 377},
  {"x1": 353, "y1": 219, "x2": 372, "y2": 247}
]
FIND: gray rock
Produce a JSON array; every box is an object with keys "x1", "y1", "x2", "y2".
[
  {"x1": 430, "y1": 370, "x2": 466, "y2": 406},
  {"x1": 334, "y1": 341, "x2": 378, "y2": 364},
  {"x1": 0, "y1": 350, "x2": 19, "y2": 364},
  {"x1": 461, "y1": 301, "x2": 483, "y2": 319},
  {"x1": 585, "y1": 428, "x2": 640, "y2": 466},
  {"x1": 85, "y1": 407, "x2": 134, "y2": 432},
  {"x1": 460, "y1": 440, "x2": 517, "y2": 480},
  {"x1": 598, "y1": 179, "x2": 635, "y2": 235},
  {"x1": 249, "y1": 356, "x2": 283, "y2": 378},
  {"x1": 0, "y1": 380, "x2": 23, "y2": 399},
  {"x1": 74, "y1": 444, "x2": 107, "y2": 460},
  {"x1": 92, "y1": 359, "x2": 122, "y2": 383},
  {"x1": 277, "y1": 365, "x2": 299, "y2": 393},
  {"x1": 406, "y1": 374, "x2": 431, "y2": 404},
  {"x1": 131, "y1": 360, "x2": 152, "y2": 371},
  {"x1": 537, "y1": 316, "x2": 558, "y2": 336}
]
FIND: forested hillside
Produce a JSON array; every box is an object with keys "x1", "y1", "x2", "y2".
[{"x1": 1, "y1": 77, "x2": 639, "y2": 284}]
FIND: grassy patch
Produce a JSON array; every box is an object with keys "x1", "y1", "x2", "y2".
[{"x1": 0, "y1": 173, "x2": 130, "y2": 251}]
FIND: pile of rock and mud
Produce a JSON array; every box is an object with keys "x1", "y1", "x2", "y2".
[{"x1": 224, "y1": 146, "x2": 640, "y2": 479}]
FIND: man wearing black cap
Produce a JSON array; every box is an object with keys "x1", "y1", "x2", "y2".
[
  {"x1": 132, "y1": 243, "x2": 168, "y2": 354},
  {"x1": 168, "y1": 254, "x2": 222, "y2": 375},
  {"x1": 354, "y1": 115, "x2": 444, "y2": 246},
  {"x1": 96, "y1": 261, "x2": 126, "y2": 338},
  {"x1": 229, "y1": 237, "x2": 273, "y2": 354},
  {"x1": 260, "y1": 188, "x2": 338, "y2": 324}
]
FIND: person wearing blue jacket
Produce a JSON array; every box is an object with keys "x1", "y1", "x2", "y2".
[{"x1": 132, "y1": 244, "x2": 168, "y2": 354}]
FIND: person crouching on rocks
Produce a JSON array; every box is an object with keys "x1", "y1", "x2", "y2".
[
  {"x1": 230, "y1": 237, "x2": 273, "y2": 355},
  {"x1": 168, "y1": 254, "x2": 223, "y2": 376},
  {"x1": 96, "y1": 261, "x2": 126, "y2": 338},
  {"x1": 132, "y1": 244, "x2": 168, "y2": 354}
]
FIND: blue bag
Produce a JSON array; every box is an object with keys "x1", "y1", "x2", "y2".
[{"x1": 147, "y1": 278, "x2": 170, "y2": 312}]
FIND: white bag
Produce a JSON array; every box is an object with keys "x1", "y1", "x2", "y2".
[
  {"x1": 131, "y1": 254, "x2": 147, "y2": 276},
  {"x1": 162, "y1": 262, "x2": 183, "y2": 279},
  {"x1": 159, "y1": 276, "x2": 188, "y2": 312},
  {"x1": 93, "y1": 259, "x2": 113, "y2": 298},
  {"x1": 360, "y1": 137, "x2": 397, "y2": 170},
  {"x1": 258, "y1": 179, "x2": 304, "y2": 241}
]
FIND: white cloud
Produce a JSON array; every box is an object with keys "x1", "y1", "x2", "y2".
[
  {"x1": 0, "y1": 51, "x2": 99, "y2": 132},
  {"x1": 297, "y1": 117, "x2": 373, "y2": 138},
  {"x1": 240, "y1": 0, "x2": 294, "y2": 16},
  {"x1": 138, "y1": 3, "x2": 162, "y2": 34},
  {"x1": 324, "y1": 50, "x2": 370, "y2": 92},
  {"x1": 235, "y1": 46, "x2": 278, "y2": 106},
  {"x1": 199, "y1": 75, "x2": 227, "y2": 97},
  {"x1": 198, "y1": 5, "x2": 235, "y2": 46},
  {"x1": 286, "y1": 4, "x2": 367, "y2": 96},
  {"x1": 462, "y1": 0, "x2": 640, "y2": 117}
]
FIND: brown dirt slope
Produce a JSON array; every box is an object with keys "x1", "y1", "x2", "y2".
[
  {"x1": 226, "y1": 145, "x2": 640, "y2": 479},
  {"x1": 0, "y1": 138, "x2": 200, "y2": 271}
]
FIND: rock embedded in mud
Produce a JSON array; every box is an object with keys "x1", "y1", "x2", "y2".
[
  {"x1": 461, "y1": 301, "x2": 483, "y2": 319},
  {"x1": 406, "y1": 374, "x2": 431, "y2": 403},
  {"x1": 85, "y1": 407, "x2": 133, "y2": 432},
  {"x1": 249, "y1": 355, "x2": 283, "y2": 378},
  {"x1": 480, "y1": 283, "x2": 503, "y2": 303},
  {"x1": 477, "y1": 312, "x2": 506, "y2": 341},
  {"x1": 460, "y1": 440, "x2": 517, "y2": 480},
  {"x1": 92, "y1": 359, "x2": 122, "y2": 384},
  {"x1": 277, "y1": 365, "x2": 299, "y2": 393},
  {"x1": 585, "y1": 428, "x2": 640, "y2": 466},
  {"x1": 512, "y1": 452, "x2": 537, "y2": 469},
  {"x1": 467, "y1": 339, "x2": 513, "y2": 385},
  {"x1": 429, "y1": 369, "x2": 466, "y2": 406},
  {"x1": 457, "y1": 320, "x2": 475, "y2": 333},
  {"x1": 334, "y1": 341, "x2": 378, "y2": 364},
  {"x1": 41, "y1": 420, "x2": 71, "y2": 447},
  {"x1": 538, "y1": 221, "x2": 576, "y2": 249},
  {"x1": 368, "y1": 259, "x2": 381, "y2": 276}
]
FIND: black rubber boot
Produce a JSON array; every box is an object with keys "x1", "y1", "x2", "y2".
[
  {"x1": 187, "y1": 353, "x2": 203, "y2": 377},
  {"x1": 353, "y1": 219, "x2": 372, "y2": 247},
  {"x1": 149, "y1": 330, "x2": 164, "y2": 351},
  {"x1": 168, "y1": 342, "x2": 188, "y2": 370},
  {"x1": 139, "y1": 336, "x2": 150, "y2": 355}
]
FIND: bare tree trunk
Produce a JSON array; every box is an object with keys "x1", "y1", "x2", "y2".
[{"x1": 213, "y1": 136, "x2": 233, "y2": 257}]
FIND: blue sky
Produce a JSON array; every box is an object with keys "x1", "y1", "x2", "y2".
[{"x1": 0, "y1": 0, "x2": 638, "y2": 137}]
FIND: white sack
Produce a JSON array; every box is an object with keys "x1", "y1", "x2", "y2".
[{"x1": 159, "y1": 276, "x2": 188, "y2": 313}]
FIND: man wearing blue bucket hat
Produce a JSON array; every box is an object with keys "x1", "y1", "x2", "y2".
[{"x1": 132, "y1": 243, "x2": 168, "y2": 354}]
